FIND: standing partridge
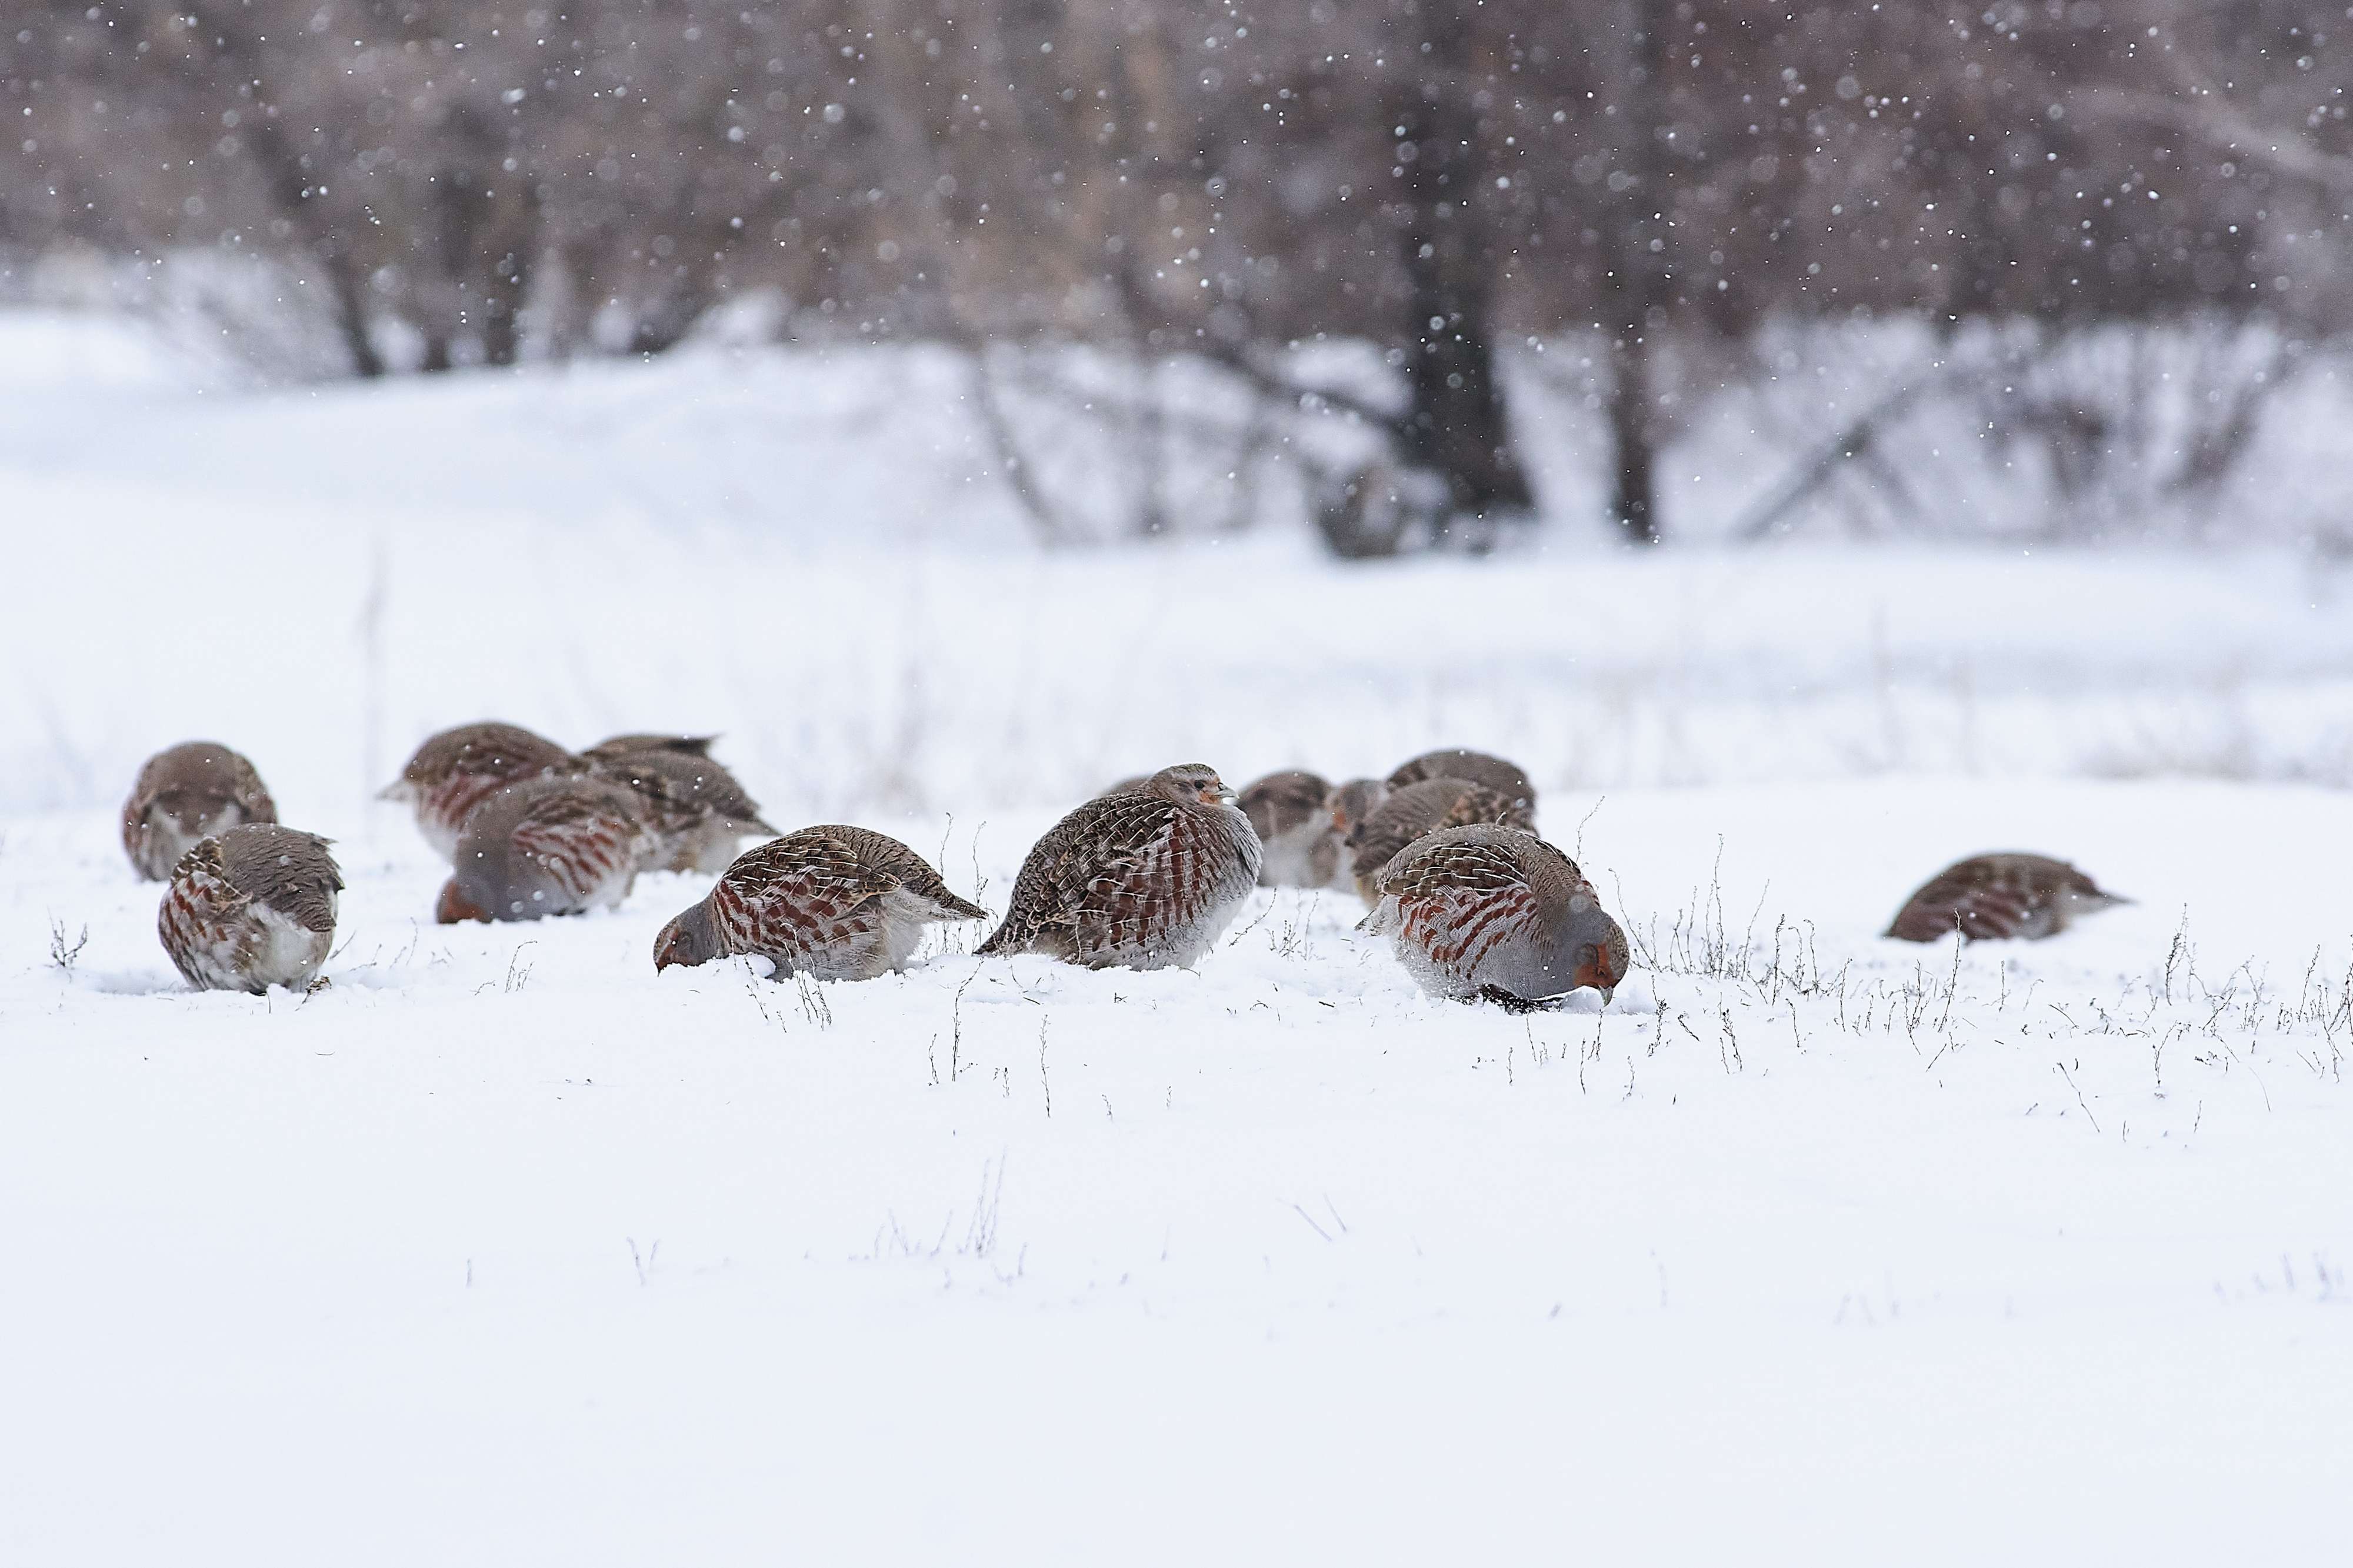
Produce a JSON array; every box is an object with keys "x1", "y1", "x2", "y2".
[
  {"x1": 978, "y1": 763, "x2": 1264, "y2": 969},
  {"x1": 122, "y1": 741, "x2": 277, "y2": 882},
  {"x1": 1239, "y1": 769, "x2": 1342, "y2": 889},
  {"x1": 654, "y1": 826, "x2": 989, "y2": 981},
  {"x1": 1347, "y1": 776, "x2": 1535, "y2": 904},
  {"x1": 586, "y1": 739, "x2": 778, "y2": 873},
  {"x1": 1385, "y1": 748, "x2": 1538, "y2": 814},
  {"x1": 1885, "y1": 853, "x2": 2131, "y2": 942},
  {"x1": 158, "y1": 824, "x2": 342, "y2": 993},
  {"x1": 435, "y1": 775, "x2": 653, "y2": 924},
  {"x1": 379, "y1": 722, "x2": 584, "y2": 863},
  {"x1": 1362, "y1": 824, "x2": 1628, "y2": 1009}
]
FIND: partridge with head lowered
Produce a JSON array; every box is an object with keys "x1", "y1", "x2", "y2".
[
  {"x1": 158, "y1": 824, "x2": 342, "y2": 993},
  {"x1": 1885, "y1": 853, "x2": 2130, "y2": 942},
  {"x1": 381, "y1": 721, "x2": 585, "y2": 863},
  {"x1": 1347, "y1": 776, "x2": 1535, "y2": 904},
  {"x1": 122, "y1": 741, "x2": 277, "y2": 882},
  {"x1": 585, "y1": 736, "x2": 778, "y2": 874},
  {"x1": 1362, "y1": 825, "x2": 1628, "y2": 1010},
  {"x1": 978, "y1": 764, "x2": 1263, "y2": 969},
  {"x1": 435, "y1": 774, "x2": 653, "y2": 924},
  {"x1": 654, "y1": 826, "x2": 988, "y2": 981},
  {"x1": 1239, "y1": 769, "x2": 1342, "y2": 889},
  {"x1": 1385, "y1": 749, "x2": 1537, "y2": 814}
]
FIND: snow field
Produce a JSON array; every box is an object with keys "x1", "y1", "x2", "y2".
[
  {"x1": 5, "y1": 777, "x2": 2351, "y2": 1560},
  {"x1": 2, "y1": 309, "x2": 2351, "y2": 1560}
]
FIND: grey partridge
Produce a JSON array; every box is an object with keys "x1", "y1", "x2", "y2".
[
  {"x1": 157, "y1": 824, "x2": 342, "y2": 993},
  {"x1": 380, "y1": 722, "x2": 585, "y2": 863},
  {"x1": 1385, "y1": 748, "x2": 1537, "y2": 813},
  {"x1": 1347, "y1": 776, "x2": 1534, "y2": 904},
  {"x1": 654, "y1": 826, "x2": 989, "y2": 981},
  {"x1": 1239, "y1": 769, "x2": 1342, "y2": 889},
  {"x1": 1362, "y1": 824, "x2": 1628, "y2": 1009},
  {"x1": 586, "y1": 739, "x2": 778, "y2": 873},
  {"x1": 1885, "y1": 853, "x2": 2130, "y2": 943},
  {"x1": 122, "y1": 741, "x2": 277, "y2": 882},
  {"x1": 435, "y1": 775, "x2": 653, "y2": 924},
  {"x1": 978, "y1": 763, "x2": 1263, "y2": 969}
]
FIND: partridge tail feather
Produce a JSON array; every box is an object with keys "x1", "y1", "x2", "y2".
[{"x1": 1478, "y1": 985, "x2": 1562, "y2": 1015}]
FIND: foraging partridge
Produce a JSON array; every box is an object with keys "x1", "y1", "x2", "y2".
[
  {"x1": 978, "y1": 763, "x2": 1264, "y2": 969},
  {"x1": 157, "y1": 824, "x2": 341, "y2": 993},
  {"x1": 1362, "y1": 824, "x2": 1628, "y2": 1009},
  {"x1": 1239, "y1": 769, "x2": 1342, "y2": 889},
  {"x1": 1347, "y1": 776, "x2": 1535, "y2": 904},
  {"x1": 654, "y1": 826, "x2": 989, "y2": 981},
  {"x1": 435, "y1": 775, "x2": 653, "y2": 924},
  {"x1": 586, "y1": 739, "x2": 778, "y2": 874},
  {"x1": 1385, "y1": 748, "x2": 1537, "y2": 813},
  {"x1": 379, "y1": 722, "x2": 584, "y2": 863},
  {"x1": 1885, "y1": 853, "x2": 2131, "y2": 943},
  {"x1": 122, "y1": 741, "x2": 277, "y2": 882}
]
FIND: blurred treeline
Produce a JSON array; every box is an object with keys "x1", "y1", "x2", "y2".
[{"x1": 4, "y1": 2, "x2": 2349, "y2": 544}]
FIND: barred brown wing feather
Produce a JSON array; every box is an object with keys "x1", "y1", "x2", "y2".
[
  {"x1": 982, "y1": 796, "x2": 1178, "y2": 955},
  {"x1": 512, "y1": 796, "x2": 641, "y2": 905}
]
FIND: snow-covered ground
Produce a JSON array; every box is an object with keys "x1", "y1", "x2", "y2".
[{"x1": 4, "y1": 311, "x2": 2351, "y2": 1562}]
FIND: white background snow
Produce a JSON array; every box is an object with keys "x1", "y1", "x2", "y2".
[{"x1": 2, "y1": 311, "x2": 2349, "y2": 1562}]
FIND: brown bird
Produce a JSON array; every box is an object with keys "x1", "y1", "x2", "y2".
[
  {"x1": 1885, "y1": 853, "x2": 2131, "y2": 943},
  {"x1": 1347, "y1": 776, "x2": 1535, "y2": 904},
  {"x1": 122, "y1": 741, "x2": 277, "y2": 882},
  {"x1": 381, "y1": 722, "x2": 585, "y2": 863},
  {"x1": 435, "y1": 775, "x2": 653, "y2": 924},
  {"x1": 1385, "y1": 748, "x2": 1537, "y2": 813},
  {"x1": 654, "y1": 826, "x2": 989, "y2": 981},
  {"x1": 157, "y1": 824, "x2": 342, "y2": 993},
  {"x1": 1362, "y1": 824, "x2": 1628, "y2": 1010},
  {"x1": 585, "y1": 738, "x2": 778, "y2": 873},
  {"x1": 978, "y1": 763, "x2": 1264, "y2": 969},
  {"x1": 1239, "y1": 769, "x2": 1342, "y2": 889}
]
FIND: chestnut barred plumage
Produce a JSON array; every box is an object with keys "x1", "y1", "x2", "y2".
[
  {"x1": 1362, "y1": 825, "x2": 1627, "y2": 1009},
  {"x1": 979, "y1": 764, "x2": 1262, "y2": 970},
  {"x1": 1347, "y1": 776, "x2": 1534, "y2": 905},
  {"x1": 655, "y1": 826, "x2": 988, "y2": 981},
  {"x1": 381, "y1": 721, "x2": 588, "y2": 864},
  {"x1": 1885, "y1": 853, "x2": 2129, "y2": 943},
  {"x1": 435, "y1": 775, "x2": 652, "y2": 925},
  {"x1": 158, "y1": 824, "x2": 342, "y2": 993}
]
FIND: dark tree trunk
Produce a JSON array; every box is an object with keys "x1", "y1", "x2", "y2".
[
  {"x1": 1602, "y1": 0, "x2": 1672, "y2": 544},
  {"x1": 1607, "y1": 330, "x2": 1658, "y2": 543},
  {"x1": 1389, "y1": 6, "x2": 1533, "y2": 546}
]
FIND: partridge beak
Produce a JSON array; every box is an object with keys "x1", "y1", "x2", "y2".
[
  {"x1": 375, "y1": 781, "x2": 407, "y2": 802},
  {"x1": 1202, "y1": 786, "x2": 1238, "y2": 808}
]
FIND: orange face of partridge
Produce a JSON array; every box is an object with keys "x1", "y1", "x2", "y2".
[
  {"x1": 435, "y1": 879, "x2": 491, "y2": 924},
  {"x1": 1570, "y1": 921, "x2": 1631, "y2": 1000}
]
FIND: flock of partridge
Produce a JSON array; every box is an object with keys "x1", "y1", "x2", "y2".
[{"x1": 120, "y1": 728, "x2": 2132, "y2": 1003}]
